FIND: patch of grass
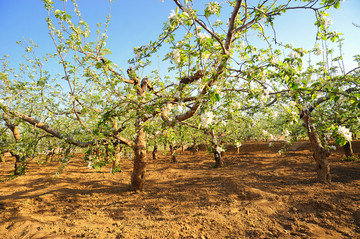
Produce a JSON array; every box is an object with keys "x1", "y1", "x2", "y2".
[{"x1": 341, "y1": 155, "x2": 359, "y2": 162}]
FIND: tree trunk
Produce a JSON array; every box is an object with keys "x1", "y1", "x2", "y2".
[
  {"x1": 11, "y1": 152, "x2": 23, "y2": 175},
  {"x1": 213, "y1": 147, "x2": 223, "y2": 168},
  {"x1": 302, "y1": 110, "x2": 331, "y2": 183},
  {"x1": 8, "y1": 124, "x2": 23, "y2": 175},
  {"x1": 152, "y1": 143, "x2": 158, "y2": 160},
  {"x1": 170, "y1": 144, "x2": 177, "y2": 163},
  {"x1": 192, "y1": 137, "x2": 198, "y2": 155},
  {"x1": 343, "y1": 141, "x2": 354, "y2": 158},
  {"x1": 163, "y1": 143, "x2": 167, "y2": 155},
  {"x1": 211, "y1": 131, "x2": 223, "y2": 168},
  {"x1": 131, "y1": 129, "x2": 147, "y2": 191},
  {"x1": 112, "y1": 145, "x2": 122, "y2": 169}
]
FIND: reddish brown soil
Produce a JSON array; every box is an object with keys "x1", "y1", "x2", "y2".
[{"x1": 0, "y1": 141, "x2": 359, "y2": 238}]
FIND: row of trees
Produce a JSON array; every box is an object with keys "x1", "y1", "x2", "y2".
[{"x1": 1, "y1": 0, "x2": 359, "y2": 190}]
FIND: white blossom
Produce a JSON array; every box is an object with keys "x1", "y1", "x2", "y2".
[
  {"x1": 159, "y1": 0, "x2": 164, "y2": 2},
  {"x1": 324, "y1": 17, "x2": 333, "y2": 28},
  {"x1": 235, "y1": 142, "x2": 242, "y2": 148},
  {"x1": 263, "y1": 130, "x2": 268, "y2": 135},
  {"x1": 172, "y1": 49, "x2": 181, "y2": 64},
  {"x1": 324, "y1": 132, "x2": 332, "y2": 139},
  {"x1": 206, "y1": 2, "x2": 220, "y2": 14},
  {"x1": 88, "y1": 161, "x2": 93, "y2": 169},
  {"x1": 270, "y1": 56, "x2": 279, "y2": 65},
  {"x1": 168, "y1": 9, "x2": 176, "y2": 20},
  {"x1": 278, "y1": 150, "x2": 282, "y2": 155},
  {"x1": 314, "y1": 46, "x2": 323, "y2": 56},
  {"x1": 239, "y1": 41, "x2": 246, "y2": 49},
  {"x1": 269, "y1": 142, "x2": 274, "y2": 147},
  {"x1": 216, "y1": 146, "x2": 225, "y2": 153},
  {"x1": 215, "y1": 19, "x2": 221, "y2": 24},
  {"x1": 338, "y1": 126, "x2": 352, "y2": 141},
  {"x1": 283, "y1": 129, "x2": 290, "y2": 137},
  {"x1": 271, "y1": 111, "x2": 278, "y2": 118},
  {"x1": 201, "y1": 111, "x2": 214, "y2": 127},
  {"x1": 258, "y1": 55, "x2": 266, "y2": 62},
  {"x1": 290, "y1": 51, "x2": 300, "y2": 58},
  {"x1": 197, "y1": 32, "x2": 210, "y2": 39},
  {"x1": 329, "y1": 145, "x2": 336, "y2": 150}
]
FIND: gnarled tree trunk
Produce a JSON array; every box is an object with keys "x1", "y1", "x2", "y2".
[
  {"x1": 131, "y1": 128, "x2": 147, "y2": 191},
  {"x1": 4, "y1": 116, "x2": 23, "y2": 175},
  {"x1": 343, "y1": 141, "x2": 354, "y2": 158},
  {"x1": 302, "y1": 110, "x2": 331, "y2": 183},
  {"x1": 213, "y1": 146, "x2": 223, "y2": 168}
]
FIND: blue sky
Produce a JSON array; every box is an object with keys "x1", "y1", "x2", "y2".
[{"x1": 0, "y1": 0, "x2": 359, "y2": 77}]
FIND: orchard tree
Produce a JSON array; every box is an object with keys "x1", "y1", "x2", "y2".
[
  {"x1": 0, "y1": 0, "x2": 346, "y2": 190},
  {"x1": 273, "y1": 38, "x2": 360, "y2": 182}
]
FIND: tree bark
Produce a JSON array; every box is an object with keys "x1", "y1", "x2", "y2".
[
  {"x1": 111, "y1": 145, "x2": 122, "y2": 170},
  {"x1": 170, "y1": 144, "x2": 177, "y2": 163},
  {"x1": 302, "y1": 110, "x2": 331, "y2": 183},
  {"x1": 152, "y1": 143, "x2": 158, "y2": 160},
  {"x1": 213, "y1": 147, "x2": 223, "y2": 168},
  {"x1": 192, "y1": 137, "x2": 198, "y2": 155},
  {"x1": 4, "y1": 117, "x2": 23, "y2": 175},
  {"x1": 343, "y1": 141, "x2": 354, "y2": 158},
  {"x1": 131, "y1": 129, "x2": 147, "y2": 191}
]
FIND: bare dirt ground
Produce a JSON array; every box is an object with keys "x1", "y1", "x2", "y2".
[{"x1": 0, "y1": 141, "x2": 359, "y2": 239}]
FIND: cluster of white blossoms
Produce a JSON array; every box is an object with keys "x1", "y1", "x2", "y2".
[
  {"x1": 206, "y1": 1, "x2": 220, "y2": 15},
  {"x1": 263, "y1": 130, "x2": 275, "y2": 140},
  {"x1": 289, "y1": 51, "x2": 300, "y2": 58},
  {"x1": 329, "y1": 145, "x2": 337, "y2": 151},
  {"x1": 314, "y1": 46, "x2": 323, "y2": 56},
  {"x1": 216, "y1": 146, "x2": 225, "y2": 153},
  {"x1": 235, "y1": 142, "x2": 242, "y2": 148},
  {"x1": 270, "y1": 55, "x2": 279, "y2": 65},
  {"x1": 197, "y1": 32, "x2": 210, "y2": 40},
  {"x1": 258, "y1": 55, "x2": 266, "y2": 62},
  {"x1": 323, "y1": 16, "x2": 333, "y2": 28},
  {"x1": 239, "y1": 41, "x2": 246, "y2": 49},
  {"x1": 283, "y1": 129, "x2": 290, "y2": 137},
  {"x1": 338, "y1": 126, "x2": 352, "y2": 141},
  {"x1": 88, "y1": 161, "x2": 93, "y2": 169},
  {"x1": 172, "y1": 49, "x2": 181, "y2": 64},
  {"x1": 168, "y1": 9, "x2": 176, "y2": 20},
  {"x1": 201, "y1": 111, "x2": 214, "y2": 127}
]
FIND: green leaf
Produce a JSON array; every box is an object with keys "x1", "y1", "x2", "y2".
[
  {"x1": 215, "y1": 93, "x2": 221, "y2": 102},
  {"x1": 95, "y1": 62, "x2": 103, "y2": 69},
  {"x1": 291, "y1": 83, "x2": 298, "y2": 90}
]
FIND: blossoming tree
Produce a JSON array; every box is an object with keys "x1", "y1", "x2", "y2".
[{"x1": 0, "y1": 0, "x2": 346, "y2": 190}]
